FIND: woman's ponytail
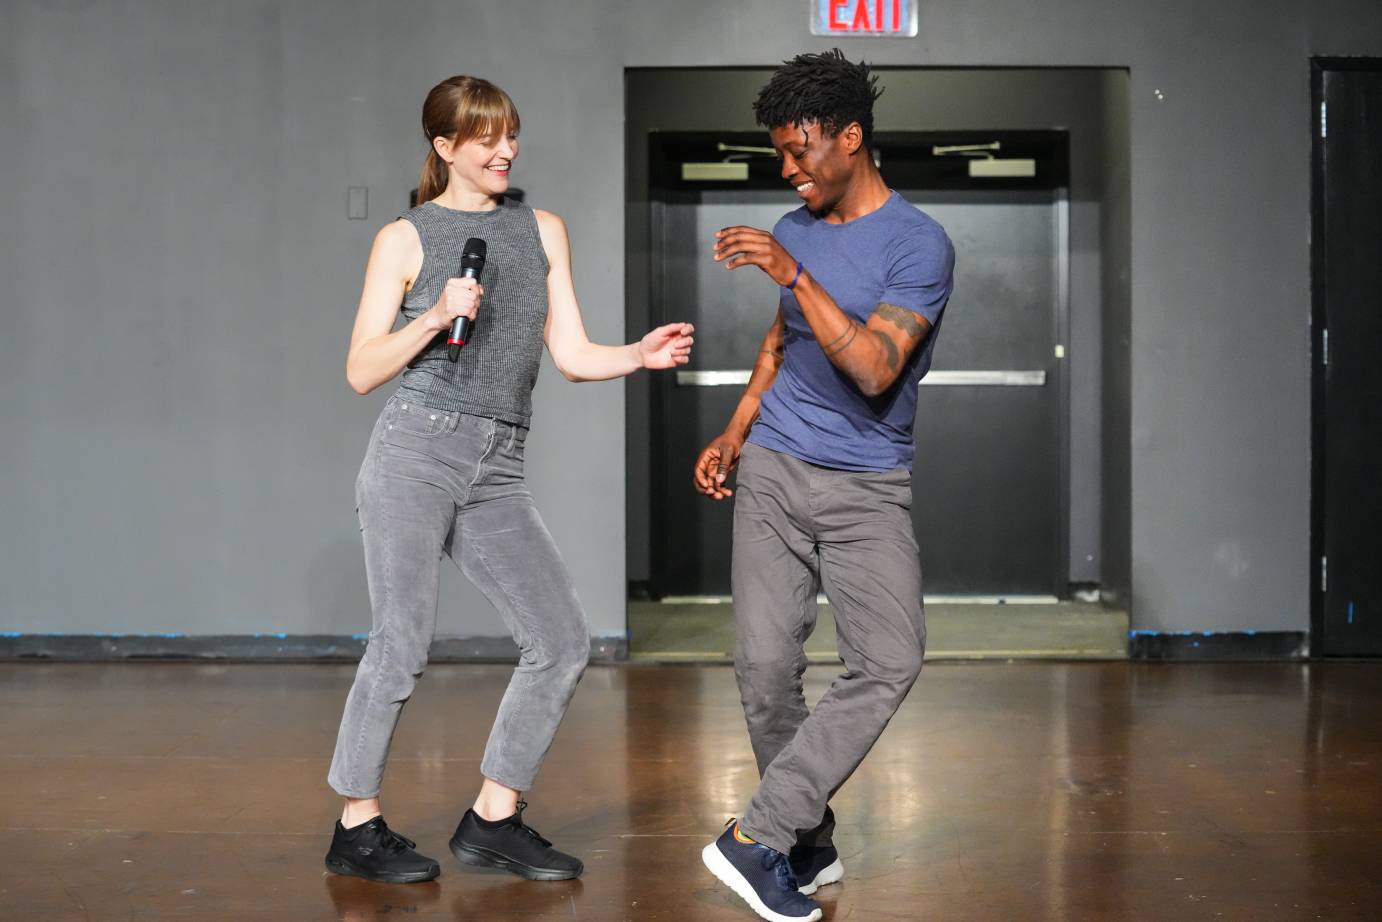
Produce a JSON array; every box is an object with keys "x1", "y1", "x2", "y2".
[{"x1": 417, "y1": 146, "x2": 449, "y2": 205}]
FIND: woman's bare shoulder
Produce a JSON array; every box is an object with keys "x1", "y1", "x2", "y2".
[{"x1": 376, "y1": 217, "x2": 421, "y2": 251}]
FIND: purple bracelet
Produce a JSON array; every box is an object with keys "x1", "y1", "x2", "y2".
[{"x1": 786, "y1": 261, "x2": 804, "y2": 290}]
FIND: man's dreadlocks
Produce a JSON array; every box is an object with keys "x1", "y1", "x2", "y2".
[{"x1": 752, "y1": 48, "x2": 884, "y2": 147}]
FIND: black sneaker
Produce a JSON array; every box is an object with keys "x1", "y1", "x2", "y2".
[
  {"x1": 448, "y1": 801, "x2": 583, "y2": 881},
  {"x1": 324, "y1": 816, "x2": 441, "y2": 884},
  {"x1": 789, "y1": 843, "x2": 844, "y2": 895},
  {"x1": 702, "y1": 820, "x2": 823, "y2": 922}
]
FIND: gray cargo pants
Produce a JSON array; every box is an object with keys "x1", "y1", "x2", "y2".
[
  {"x1": 328, "y1": 395, "x2": 589, "y2": 798},
  {"x1": 733, "y1": 442, "x2": 926, "y2": 856}
]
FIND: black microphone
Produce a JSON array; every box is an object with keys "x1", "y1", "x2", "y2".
[{"x1": 448, "y1": 237, "x2": 487, "y2": 362}]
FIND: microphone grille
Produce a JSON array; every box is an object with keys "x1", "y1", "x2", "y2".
[{"x1": 463, "y1": 237, "x2": 487, "y2": 260}]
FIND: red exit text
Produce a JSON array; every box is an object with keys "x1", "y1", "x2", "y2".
[{"x1": 810, "y1": 0, "x2": 918, "y2": 37}]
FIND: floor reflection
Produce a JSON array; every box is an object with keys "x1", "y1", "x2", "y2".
[{"x1": 0, "y1": 662, "x2": 1378, "y2": 920}]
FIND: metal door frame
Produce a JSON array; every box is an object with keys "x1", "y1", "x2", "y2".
[{"x1": 1054, "y1": 188, "x2": 1073, "y2": 598}]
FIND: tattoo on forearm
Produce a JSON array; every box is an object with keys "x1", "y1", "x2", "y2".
[
  {"x1": 823, "y1": 324, "x2": 858, "y2": 356},
  {"x1": 876, "y1": 303, "x2": 927, "y2": 339},
  {"x1": 872, "y1": 329, "x2": 901, "y2": 372}
]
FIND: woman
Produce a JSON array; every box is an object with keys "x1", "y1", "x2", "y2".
[{"x1": 323, "y1": 75, "x2": 693, "y2": 884}]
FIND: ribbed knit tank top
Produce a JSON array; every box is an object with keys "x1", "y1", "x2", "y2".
[{"x1": 395, "y1": 197, "x2": 549, "y2": 426}]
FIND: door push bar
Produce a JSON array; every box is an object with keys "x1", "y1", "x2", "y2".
[{"x1": 675, "y1": 370, "x2": 1047, "y2": 387}]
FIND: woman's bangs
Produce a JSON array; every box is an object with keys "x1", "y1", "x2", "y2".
[{"x1": 456, "y1": 87, "x2": 520, "y2": 144}]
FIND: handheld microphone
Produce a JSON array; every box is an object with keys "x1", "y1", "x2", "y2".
[{"x1": 448, "y1": 237, "x2": 487, "y2": 362}]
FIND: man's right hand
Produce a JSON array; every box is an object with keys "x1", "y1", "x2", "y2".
[{"x1": 694, "y1": 432, "x2": 745, "y2": 500}]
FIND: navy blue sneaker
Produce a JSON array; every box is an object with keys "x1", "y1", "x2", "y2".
[
  {"x1": 789, "y1": 843, "x2": 844, "y2": 895},
  {"x1": 702, "y1": 820, "x2": 823, "y2": 922}
]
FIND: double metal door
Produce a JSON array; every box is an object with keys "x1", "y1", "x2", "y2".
[{"x1": 650, "y1": 188, "x2": 1066, "y2": 597}]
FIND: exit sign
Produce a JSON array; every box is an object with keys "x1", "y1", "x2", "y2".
[{"x1": 811, "y1": 0, "x2": 918, "y2": 37}]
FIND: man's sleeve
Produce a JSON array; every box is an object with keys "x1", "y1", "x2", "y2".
[{"x1": 878, "y1": 224, "x2": 955, "y2": 327}]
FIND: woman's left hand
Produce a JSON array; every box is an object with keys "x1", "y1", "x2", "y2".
[{"x1": 639, "y1": 322, "x2": 695, "y2": 370}]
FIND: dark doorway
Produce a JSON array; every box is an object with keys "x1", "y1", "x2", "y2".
[
  {"x1": 625, "y1": 67, "x2": 1132, "y2": 625},
  {"x1": 643, "y1": 130, "x2": 1071, "y2": 598},
  {"x1": 1312, "y1": 59, "x2": 1382, "y2": 657}
]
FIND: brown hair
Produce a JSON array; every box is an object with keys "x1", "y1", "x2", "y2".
[{"x1": 417, "y1": 76, "x2": 521, "y2": 204}]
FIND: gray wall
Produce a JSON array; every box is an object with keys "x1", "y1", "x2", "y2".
[{"x1": 3, "y1": 0, "x2": 1380, "y2": 640}]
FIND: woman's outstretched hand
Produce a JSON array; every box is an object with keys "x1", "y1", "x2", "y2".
[{"x1": 638, "y1": 322, "x2": 695, "y2": 370}]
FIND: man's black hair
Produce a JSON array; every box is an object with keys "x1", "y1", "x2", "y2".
[{"x1": 752, "y1": 48, "x2": 884, "y2": 146}]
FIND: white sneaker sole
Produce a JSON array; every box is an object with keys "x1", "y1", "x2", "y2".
[
  {"x1": 797, "y1": 857, "x2": 845, "y2": 895},
  {"x1": 701, "y1": 843, "x2": 823, "y2": 922}
]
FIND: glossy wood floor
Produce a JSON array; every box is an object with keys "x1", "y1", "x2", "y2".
[{"x1": 3, "y1": 661, "x2": 1380, "y2": 921}]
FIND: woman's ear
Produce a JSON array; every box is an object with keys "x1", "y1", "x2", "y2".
[{"x1": 432, "y1": 134, "x2": 454, "y2": 164}]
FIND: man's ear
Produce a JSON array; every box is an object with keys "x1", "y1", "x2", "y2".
[{"x1": 841, "y1": 122, "x2": 865, "y2": 156}]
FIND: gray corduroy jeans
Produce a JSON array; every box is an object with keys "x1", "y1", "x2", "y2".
[{"x1": 328, "y1": 395, "x2": 589, "y2": 798}]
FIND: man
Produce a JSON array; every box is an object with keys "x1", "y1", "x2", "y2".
[{"x1": 694, "y1": 50, "x2": 954, "y2": 922}]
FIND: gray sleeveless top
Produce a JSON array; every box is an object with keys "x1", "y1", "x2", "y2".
[{"x1": 395, "y1": 198, "x2": 549, "y2": 425}]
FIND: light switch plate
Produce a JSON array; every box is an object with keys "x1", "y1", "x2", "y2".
[{"x1": 348, "y1": 186, "x2": 368, "y2": 220}]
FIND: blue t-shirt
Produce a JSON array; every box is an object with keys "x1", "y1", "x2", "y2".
[{"x1": 749, "y1": 191, "x2": 954, "y2": 472}]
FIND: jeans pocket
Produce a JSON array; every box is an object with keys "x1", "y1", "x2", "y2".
[{"x1": 382, "y1": 399, "x2": 458, "y2": 440}]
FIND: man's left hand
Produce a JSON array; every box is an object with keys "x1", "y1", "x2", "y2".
[{"x1": 714, "y1": 226, "x2": 798, "y2": 286}]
